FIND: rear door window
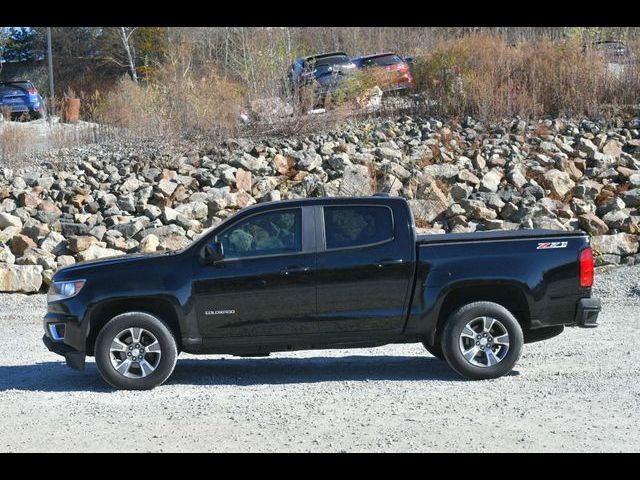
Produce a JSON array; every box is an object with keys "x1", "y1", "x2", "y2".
[{"x1": 323, "y1": 206, "x2": 394, "y2": 249}]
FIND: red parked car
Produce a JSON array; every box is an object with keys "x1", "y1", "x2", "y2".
[{"x1": 351, "y1": 52, "x2": 413, "y2": 92}]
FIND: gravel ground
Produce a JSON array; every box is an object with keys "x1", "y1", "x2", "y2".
[{"x1": 0, "y1": 266, "x2": 639, "y2": 452}]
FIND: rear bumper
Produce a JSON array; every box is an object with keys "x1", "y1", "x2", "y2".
[{"x1": 575, "y1": 298, "x2": 601, "y2": 328}]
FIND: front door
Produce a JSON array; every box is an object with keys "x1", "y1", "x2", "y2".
[{"x1": 193, "y1": 207, "x2": 317, "y2": 338}]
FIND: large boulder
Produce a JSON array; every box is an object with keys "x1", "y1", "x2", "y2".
[
  {"x1": 409, "y1": 184, "x2": 451, "y2": 224},
  {"x1": 11, "y1": 234, "x2": 36, "y2": 256},
  {"x1": 338, "y1": 165, "x2": 374, "y2": 197},
  {"x1": 0, "y1": 264, "x2": 43, "y2": 293},
  {"x1": 592, "y1": 233, "x2": 639, "y2": 256},
  {"x1": 76, "y1": 245, "x2": 125, "y2": 262},
  {"x1": 544, "y1": 169, "x2": 575, "y2": 198},
  {"x1": 578, "y1": 213, "x2": 609, "y2": 235}
]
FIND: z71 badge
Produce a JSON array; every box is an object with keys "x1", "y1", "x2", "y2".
[{"x1": 537, "y1": 241, "x2": 568, "y2": 250}]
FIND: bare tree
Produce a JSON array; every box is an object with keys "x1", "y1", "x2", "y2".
[{"x1": 118, "y1": 27, "x2": 138, "y2": 83}]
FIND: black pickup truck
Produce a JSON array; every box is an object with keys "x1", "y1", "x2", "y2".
[{"x1": 43, "y1": 195, "x2": 601, "y2": 390}]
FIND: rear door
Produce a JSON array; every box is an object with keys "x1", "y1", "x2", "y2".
[{"x1": 315, "y1": 203, "x2": 415, "y2": 334}]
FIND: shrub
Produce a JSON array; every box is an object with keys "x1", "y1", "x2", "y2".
[
  {"x1": 411, "y1": 34, "x2": 640, "y2": 120},
  {"x1": 93, "y1": 43, "x2": 247, "y2": 142}
]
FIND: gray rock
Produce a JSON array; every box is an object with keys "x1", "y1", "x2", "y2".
[
  {"x1": 450, "y1": 183, "x2": 472, "y2": 201},
  {"x1": 531, "y1": 216, "x2": 566, "y2": 230},
  {"x1": 39, "y1": 231, "x2": 67, "y2": 255},
  {"x1": 338, "y1": 165, "x2": 374, "y2": 197},
  {"x1": 459, "y1": 199, "x2": 497, "y2": 220},
  {"x1": 139, "y1": 234, "x2": 160, "y2": 253},
  {"x1": 60, "y1": 222, "x2": 90, "y2": 237},
  {"x1": 424, "y1": 164, "x2": 458, "y2": 181},
  {"x1": 157, "y1": 179, "x2": 178, "y2": 196},
  {"x1": 602, "y1": 209, "x2": 630, "y2": 230},
  {"x1": 0, "y1": 212, "x2": 23, "y2": 229},
  {"x1": 408, "y1": 185, "x2": 450, "y2": 224},
  {"x1": 327, "y1": 153, "x2": 352, "y2": 171},
  {"x1": 56, "y1": 255, "x2": 76, "y2": 268},
  {"x1": 0, "y1": 244, "x2": 15, "y2": 264},
  {"x1": 112, "y1": 220, "x2": 145, "y2": 238},
  {"x1": 480, "y1": 169, "x2": 503, "y2": 193},
  {"x1": 619, "y1": 189, "x2": 640, "y2": 208},
  {"x1": 543, "y1": 169, "x2": 575, "y2": 198},
  {"x1": 572, "y1": 180, "x2": 603, "y2": 201},
  {"x1": 377, "y1": 147, "x2": 403, "y2": 162},
  {"x1": 296, "y1": 152, "x2": 322, "y2": 172}
]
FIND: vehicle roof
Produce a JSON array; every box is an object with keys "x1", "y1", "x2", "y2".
[
  {"x1": 301, "y1": 52, "x2": 349, "y2": 61},
  {"x1": 0, "y1": 80, "x2": 33, "y2": 84},
  {"x1": 352, "y1": 52, "x2": 399, "y2": 60},
  {"x1": 240, "y1": 195, "x2": 405, "y2": 214}
]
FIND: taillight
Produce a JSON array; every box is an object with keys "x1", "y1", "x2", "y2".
[
  {"x1": 28, "y1": 87, "x2": 38, "y2": 95},
  {"x1": 579, "y1": 247, "x2": 594, "y2": 288}
]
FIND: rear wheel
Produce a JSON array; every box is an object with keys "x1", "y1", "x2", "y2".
[
  {"x1": 442, "y1": 301, "x2": 523, "y2": 380},
  {"x1": 95, "y1": 312, "x2": 178, "y2": 390}
]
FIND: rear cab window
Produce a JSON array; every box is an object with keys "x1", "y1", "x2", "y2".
[
  {"x1": 323, "y1": 205, "x2": 394, "y2": 249},
  {"x1": 364, "y1": 54, "x2": 403, "y2": 67}
]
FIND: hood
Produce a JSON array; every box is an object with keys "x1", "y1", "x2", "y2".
[{"x1": 54, "y1": 249, "x2": 179, "y2": 279}]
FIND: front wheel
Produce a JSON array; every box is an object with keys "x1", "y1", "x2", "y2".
[
  {"x1": 442, "y1": 301, "x2": 523, "y2": 380},
  {"x1": 95, "y1": 312, "x2": 178, "y2": 390}
]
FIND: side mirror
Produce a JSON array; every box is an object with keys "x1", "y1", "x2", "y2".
[{"x1": 204, "y1": 240, "x2": 224, "y2": 264}]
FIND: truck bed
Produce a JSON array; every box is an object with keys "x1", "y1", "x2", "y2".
[{"x1": 417, "y1": 229, "x2": 587, "y2": 245}]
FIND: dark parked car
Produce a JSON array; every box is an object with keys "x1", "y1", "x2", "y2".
[
  {"x1": 43, "y1": 196, "x2": 600, "y2": 390},
  {"x1": 288, "y1": 52, "x2": 357, "y2": 100},
  {"x1": 588, "y1": 40, "x2": 633, "y2": 64},
  {"x1": 0, "y1": 80, "x2": 46, "y2": 120},
  {"x1": 351, "y1": 52, "x2": 414, "y2": 92}
]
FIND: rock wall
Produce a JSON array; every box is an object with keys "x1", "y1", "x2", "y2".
[{"x1": 1, "y1": 114, "x2": 640, "y2": 292}]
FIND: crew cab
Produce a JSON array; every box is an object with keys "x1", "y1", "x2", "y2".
[{"x1": 43, "y1": 196, "x2": 601, "y2": 390}]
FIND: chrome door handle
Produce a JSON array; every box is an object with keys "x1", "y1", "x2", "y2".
[
  {"x1": 375, "y1": 259, "x2": 404, "y2": 268},
  {"x1": 281, "y1": 266, "x2": 311, "y2": 275}
]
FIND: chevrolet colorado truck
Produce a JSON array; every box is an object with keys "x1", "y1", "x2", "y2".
[{"x1": 43, "y1": 195, "x2": 601, "y2": 390}]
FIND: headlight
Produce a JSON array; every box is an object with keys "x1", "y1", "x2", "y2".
[{"x1": 47, "y1": 279, "x2": 86, "y2": 302}]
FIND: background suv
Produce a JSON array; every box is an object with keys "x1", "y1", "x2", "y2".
[
  {"x1": 0, "y1": 80, "x2": 46, "y2": 120},
  {"x1": 351, "y1": 52, "x2": 413, "y2": 92}
]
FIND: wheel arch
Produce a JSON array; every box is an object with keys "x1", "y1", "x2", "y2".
[
  {"x1": 85, "y1": 297, "x2": 183, "y2": 355},
  {"x1": 430, "y1": 281, "x2": 531, "y2": 345}
]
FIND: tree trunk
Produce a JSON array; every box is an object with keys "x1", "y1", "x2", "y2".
[{"x1": 120, "y1": 27, "x2": 138, "y2": 83}]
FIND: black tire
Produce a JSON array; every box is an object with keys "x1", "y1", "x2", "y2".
[
  {"x1": 95, "y1": 311, "x2": 178, "y2": 390},
  {"x1": 442, "y1": 301, "x2": 523, "y2": 380},
  {"x1": 422, "y1": 340, "x2": 444, "y2": 360}
]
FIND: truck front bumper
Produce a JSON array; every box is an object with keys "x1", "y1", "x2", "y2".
[
  {"x1": 43, "y1": 308, "x2": 87, "y2": 370},
  {"x1": 42, "y1": 334, "x2": 86, "y2": 370},
  {"x1": 575, "y1": 298, "x2": 601, "y2": 328}
]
